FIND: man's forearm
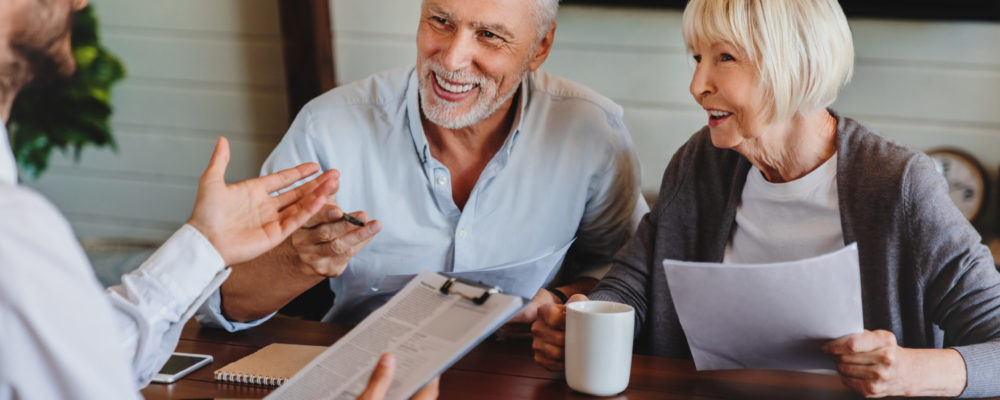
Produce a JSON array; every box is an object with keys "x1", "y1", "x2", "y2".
[{"x1": 220, "y1": 239, "x2": 327, "y2": 322}]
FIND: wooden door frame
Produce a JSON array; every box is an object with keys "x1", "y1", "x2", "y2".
[{"x1": 278, "y1": 0, "x2": 337, "y2": 122}]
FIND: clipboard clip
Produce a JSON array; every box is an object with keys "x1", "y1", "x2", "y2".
[{"x1": 439, "y1": 276, "x2": 501, "y2": 305}]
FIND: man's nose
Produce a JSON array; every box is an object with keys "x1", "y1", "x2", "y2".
[{"x1": 440, "y1": 32, "x2": 475, "y2": 72}]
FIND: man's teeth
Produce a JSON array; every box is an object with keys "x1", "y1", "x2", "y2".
[
  {"x1": 709, "y1": 110, "x2": 732, "y2": 118},
  {"x1": 435, "y1": 74, "x2": 474, "y2": 93}
]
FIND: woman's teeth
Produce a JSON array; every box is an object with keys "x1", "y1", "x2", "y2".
[{"x1": 709, "y1": 110, "x2": 732, "y2": 119}]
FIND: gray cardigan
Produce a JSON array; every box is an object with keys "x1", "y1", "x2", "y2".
[{"x1": 590, "y1": 111, "x2": 1000, "y2": 397}]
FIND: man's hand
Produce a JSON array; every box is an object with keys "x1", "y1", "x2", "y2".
[
  {"x1": 358, "y1": 353, "x2": 440, "y2": 400},
  {"x1": 496, "y1": 288, "x2": 559, "y2": 339},
  {"x1": 822, "y1": 329, "x2": 967, "y2": 397},
  {"x1": 187, "y1": 137, "x2": 339, "y2": 266},
  {"x1": 531, "y1": 294, "x2": 588, "y2": 371},
  {"x1": 289, "y1": 203, "x2": 381, "y2": 278}
]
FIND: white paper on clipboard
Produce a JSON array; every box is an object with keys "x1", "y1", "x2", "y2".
[{"x1": 267, "y1": 270, "x2": 526, "y2": 400}]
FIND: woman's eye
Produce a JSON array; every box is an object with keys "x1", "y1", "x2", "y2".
[
  {"x1": 693, "y1": 55, "x2": 702, "y2": 63},
  {"x1": 721, "y1": 53, "x2": 735, "y2": 61}
]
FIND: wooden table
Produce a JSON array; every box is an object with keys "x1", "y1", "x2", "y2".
[{"x1": 142, "y1": 317, "x2": 868, "y2": 399}]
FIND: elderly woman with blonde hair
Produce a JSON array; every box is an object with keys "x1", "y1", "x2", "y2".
[{"x1": 531, "y1": 0, "x2": 1000, "y2": 397}]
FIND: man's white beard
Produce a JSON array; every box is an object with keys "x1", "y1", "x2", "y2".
[{"x1": 419, "y1": 64, "x2": 525, "y2": 130}]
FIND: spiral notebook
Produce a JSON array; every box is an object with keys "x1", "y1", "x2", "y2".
[{"x1": 213, "y1": 343, "x2": 325, "y2": 386}]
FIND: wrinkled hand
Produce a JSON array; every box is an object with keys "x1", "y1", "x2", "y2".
[
  {"x1": 187, "y1": 137, "x2": 338, "y2": 266},
  {"x1": 357, "y1": 353, "x2": 440, "y2": 400},
  {"x1": 496, "y1": 288, "x2": 559, "y2": 339},
  {"x1": 289, "y1": 199, "x2": 381, "y2": 277},
  {"x1": 531, "y1": 294, "x2": 588, "y2": 371},
  {"x1": 822, "y1": 329, "x2": 966, "y2": 397}
]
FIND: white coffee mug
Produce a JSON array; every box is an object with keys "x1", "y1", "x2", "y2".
[{"x1": 565, "y1": 300, "x2": 634, "y2": 396}]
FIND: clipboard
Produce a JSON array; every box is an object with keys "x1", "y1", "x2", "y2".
[{"x1": 267, "y1": 270, "x2": 527, "y2": 400}]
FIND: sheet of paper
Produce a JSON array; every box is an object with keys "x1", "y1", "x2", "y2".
[
  {"x1": 377, "y1": 238, "x2": 575, "y2": 299},
  {"x1": 267, "y1": 270, "x2": 525, "y2": 400},
  {"x1": 663, "y1": 243, "x2": 863, "y2": 372}
]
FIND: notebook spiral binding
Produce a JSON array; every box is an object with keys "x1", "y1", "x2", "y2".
[{"x1": 215, "y1": 371, "x2": 288, "y2": 386}]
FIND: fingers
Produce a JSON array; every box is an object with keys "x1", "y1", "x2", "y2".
[
  {"x1": 304, "y1": 204, "x2": 345, "y2": 229},
  {"x1": 275, "y1": 179, "x2": 339, "y2": 236},
  {"x1": 274, "y1": 170, "x2": 339, "y2": 210},
  {"x1": 823, "y1": 330, "x2": 896, "y2": 355},
  {"x1": 412, "y1": 377, "x2": 440, "y2": 400},
  {"x1": 358, "y1": 353, "x2": 396, "y2": 400},
  {"x1": 201, "y1": 137, "x2": 230, "y2": 185},
  {"x1": 313, "y1": 219, "x2": 381, "y2": 258},
  {"x1": 537, "y1": 303, "x2": 567, "y2": 331},
  {"x1": 832, "y1": 347, "x2": 898, "y2": 367},
  {"x1": 836, "y1": 361, "x2": 892, "y2": 381},
  {"x1": 258, "y1": 162, "x2": 325, "y2": 194},
  {"x1": 566, "y1": 293, "x2": 588, "y2": 304},
  {"x1": 839, "y1": 375, "x2": 889, "y2": 398},
  {"x1": 531, "y1": 303, "x2": 567, "y2": 371},
  {"x1": 305, "y1": 211, "x2": 371, "y2": 243}
]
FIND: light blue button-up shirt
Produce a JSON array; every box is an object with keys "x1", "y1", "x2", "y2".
[{"x1": 198, "y1": 66, "x2": 648, "y2": 326}]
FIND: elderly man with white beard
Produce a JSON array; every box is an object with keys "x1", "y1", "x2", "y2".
[{"x1": 199, "y1": 0, "x2": 648, "y2": 332}]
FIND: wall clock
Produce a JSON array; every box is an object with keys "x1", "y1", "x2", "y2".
[{"x1": 926, "y1": 148, "x2": 988, "y2": 222}]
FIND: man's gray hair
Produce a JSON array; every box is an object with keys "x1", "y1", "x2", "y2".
[{"x1": 533, "y1": 0, "x2": 560, "y2": 40}]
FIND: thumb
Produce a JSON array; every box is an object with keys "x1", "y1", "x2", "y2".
[
  {"x1": 566, "y1": 294, "x2": 588, "y2": 304},
  {"x1": 358, "y1": 353, "x2": 396, "y2": 400},
  {"x1": 202, "y1": 137, "x2": 230, "y2": 184}
]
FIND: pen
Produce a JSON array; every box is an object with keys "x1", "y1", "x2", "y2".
[{"x1": 342, "y1": 214, "x2": 365, "y2": 227}]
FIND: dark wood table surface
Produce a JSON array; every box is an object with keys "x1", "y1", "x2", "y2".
[{"x1": 141, "y1": 317, "x2": 876, "y2": 400}]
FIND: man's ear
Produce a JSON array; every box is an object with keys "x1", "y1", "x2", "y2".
[{"x1": 527, "y1": 22, "x2": 556, "y2": 71}]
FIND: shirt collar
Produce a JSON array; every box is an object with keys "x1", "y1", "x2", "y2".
[
  {"x1": 0, "y1": 122, "x2": 18, "y2": 185},
  {"x1": 405, "y1": 67, "x2": 529, "y2": 165}
]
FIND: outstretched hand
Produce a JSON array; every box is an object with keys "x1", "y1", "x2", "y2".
[{"x1": 187, "y1": 137, "x2": 340, "y2": 265}]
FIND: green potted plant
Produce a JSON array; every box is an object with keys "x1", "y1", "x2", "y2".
[{"x1": 7, "y1": 4, "x2": 125, "y2": 178}]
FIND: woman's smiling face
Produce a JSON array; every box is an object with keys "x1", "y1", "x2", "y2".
[{"x1": 688, "y1": 41, "x2": 773, "y2": 150}]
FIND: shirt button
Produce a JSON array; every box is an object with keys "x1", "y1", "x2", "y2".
[
  {"x1": 458, "y1": 229, "x2": 467, "y2": 239},
  {"x1": 436, "y1": 176, "x2": 447, "y2": 185}
]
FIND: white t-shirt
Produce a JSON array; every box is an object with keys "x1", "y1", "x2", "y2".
[{"x1": 724, "y1": 153, "x2": 845, "y2": 264}]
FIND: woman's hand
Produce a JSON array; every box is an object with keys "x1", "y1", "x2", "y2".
[
  {"x1": 530, "y1": 294, "x2": 588, "y2": 370},
  {"x1": 187, "y1": 137, "x2": 339, "y2": 265},
  {"x1": 823, "y1": 329, "x2": 967, "y2": 397}
]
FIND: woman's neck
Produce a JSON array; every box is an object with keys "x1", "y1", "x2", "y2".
[{"x1": 737, "y1": 109, "x2": 838, "y2": 183}]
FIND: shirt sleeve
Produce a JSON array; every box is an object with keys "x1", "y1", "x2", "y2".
[
  {"x1": 902, "y1": 155, "x2": 1000, "y2": 398},
  {"x1": 560, "y1": 113, "x2": 649, "y2": 283},
  {"x1": 0, "y1": 189, "x2": 140, "y2": 399},
  {"x1": 106, "y1": 224, "x2": 230, "y2": 387}
]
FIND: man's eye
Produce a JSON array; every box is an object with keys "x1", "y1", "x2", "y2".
[
  {"x1": 481, "y1": 30, "x2": 500, "y2": 40},
  {"x1": 431, "y1": 16, "x2": 447, "y2": 25}
]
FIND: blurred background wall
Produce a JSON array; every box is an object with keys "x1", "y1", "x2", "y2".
[{"x1": 25, "y1": 0, "x2": 289, "y2": 242}]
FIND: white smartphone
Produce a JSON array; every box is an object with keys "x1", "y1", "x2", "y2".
[{"x1": 151, "y1": 352, "x2": 214, "y2": 384}]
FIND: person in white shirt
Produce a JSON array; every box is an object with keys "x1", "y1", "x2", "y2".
[{"x1": 0, "y1": 0, "x2": 436, "y2": 399}]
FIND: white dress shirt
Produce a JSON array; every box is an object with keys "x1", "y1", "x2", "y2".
[
  {"x1": 0, "y1": 123, "x2": 230, "y2": 399},
  {"x1": 198, "y1": 66, "x2": 648, "y2": 327}
]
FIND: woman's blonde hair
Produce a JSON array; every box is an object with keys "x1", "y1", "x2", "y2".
[{"x1": 682, "y1": 0, "x2": 854, "y2": 122}]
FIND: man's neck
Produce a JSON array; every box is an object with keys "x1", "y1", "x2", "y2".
[{"x1": 421, "y1": 89, "x2": 521, "y2": 210}]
